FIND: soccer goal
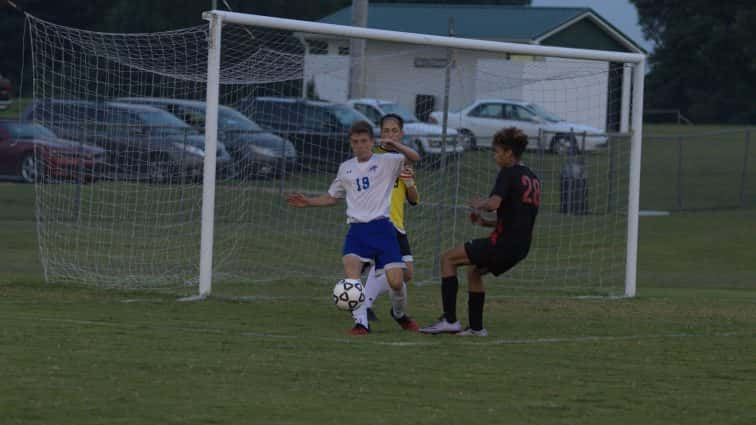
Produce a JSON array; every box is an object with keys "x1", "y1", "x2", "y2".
[{"x1": 26, "y1": 10, "x2": 645, "y2": 297}]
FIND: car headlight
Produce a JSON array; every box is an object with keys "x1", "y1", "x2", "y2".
[
  {"x1": 250, "y1": 145, "x2": 277, "y2": 157},
  {"x1": 172, "y1": 142, "x2": 205, "y2": 158}
]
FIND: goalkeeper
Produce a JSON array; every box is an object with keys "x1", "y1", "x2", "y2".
[{"x1": 351, "y1": 113, "x2": 420, "y2": 334}]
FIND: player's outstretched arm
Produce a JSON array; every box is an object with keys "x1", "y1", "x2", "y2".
[
  {"x1": 286, "y1": 192, "x2": 338, "y2": 208},
  {"x1": 470, "y1": 195, "x2": 502, "y2": 212},
  {"x1": 381, "y1": 139, "x2": 420, "y2": 163}
]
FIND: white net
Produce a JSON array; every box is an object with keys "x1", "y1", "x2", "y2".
[{"x1": 27, "y1": 14, "x2": 636, "y2": 294}]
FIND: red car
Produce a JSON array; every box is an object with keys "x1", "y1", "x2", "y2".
[
  {"x1": 0, "y1": 120, "x2": 104, "y2": 183},
  {"x1": 0, "y1": 74, "x2": 11, "y2": 108}
]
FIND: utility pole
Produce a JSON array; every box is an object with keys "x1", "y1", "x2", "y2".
[{"x1": 348, "y1": 0, "x2": 368, "y2": 99}]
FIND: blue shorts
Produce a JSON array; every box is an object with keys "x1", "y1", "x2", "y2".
[{"x1": 343, "y1": 218, "x2": 404, "y2": 272}]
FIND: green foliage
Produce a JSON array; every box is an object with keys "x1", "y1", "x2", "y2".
[{"x1": 630, "y1": 0, "x2": 756, "y2": 123}]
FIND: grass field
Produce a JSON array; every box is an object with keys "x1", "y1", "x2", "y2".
[{"x1": 1, "y1": 124, "x2": 755, "y2": 424}]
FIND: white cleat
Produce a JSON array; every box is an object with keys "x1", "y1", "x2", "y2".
[
  {"x1": 456, "y1": 327, "x2": 489, "y2": 337},
  {"x1": 419, "y1": 317, "x2": 462, "y2": 334}
]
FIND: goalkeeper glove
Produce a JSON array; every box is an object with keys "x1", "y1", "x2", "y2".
[{"x1": 399, "y1": 165, "x2": 416, "y2": 188}]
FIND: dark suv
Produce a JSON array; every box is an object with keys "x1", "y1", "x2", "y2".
[
  {"x1": 24, "y1": 99, "x2": 232, "y2": 182},
  {"x1": 237, "y1": 97, "x2": 375, "y2": 171},
  {"x1": 116, "y1": 98, "x2": 296, "y2": 179}
]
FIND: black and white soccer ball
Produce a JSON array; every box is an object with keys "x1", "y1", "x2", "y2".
[{"x1": 332, "y1": 279, "x2": 365, "y2": 311}]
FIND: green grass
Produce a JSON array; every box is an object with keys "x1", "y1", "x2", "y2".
[
  {"x1": 1, "y1": 182, "x2": 755, "y2": 424},
  {"x1": 1, "y1": 124, "x2": 755, "y2": 424},
  {"x1": 0, "y1": 281, "x2": 755, "y2": 425},
  {"x1": 0, "y1": 97, "x2": 32, "y2": 119}
]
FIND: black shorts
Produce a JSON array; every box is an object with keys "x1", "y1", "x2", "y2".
[
  {"x1": 464, "y1": 238, "x2": 528, "y2": 276},
  {"x1": 395, "y1": 230, "x2": 412, "y2": 260}
]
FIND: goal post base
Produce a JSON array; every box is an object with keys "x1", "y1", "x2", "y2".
[{"x1": 177, "y1": 294, "x2": 210, "y2": 302}]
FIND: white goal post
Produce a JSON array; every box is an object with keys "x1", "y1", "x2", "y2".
[{"x1": 198, "y1": 11, "x2": 645, "y2": 298}]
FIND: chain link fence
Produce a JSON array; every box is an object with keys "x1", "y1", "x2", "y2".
[{"x1": 641, "y1": 128, "x2": 755, "y2": 211}]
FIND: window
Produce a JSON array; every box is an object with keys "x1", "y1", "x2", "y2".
[
  {"x1": 306, "y1": 40, "x2": 328, "y2": 55},
  {"x1": 354, "y1": 104, "x2": 381, "y2": 123},
  {"x1": 250, "y1": 101, "x2": 299, "y2": 130},
  {"x1": 303, "y1": 104, "x2": 336, "y2": 131},
  {"x1": 338, "y1": 46, "x2": 349, "y2": 55},
  {"x1": 512, "y1": 105, "x2": 537, "y2": 121},
  {"x1": 470, "y1": 103, "x2": 504, "y2": 119}
]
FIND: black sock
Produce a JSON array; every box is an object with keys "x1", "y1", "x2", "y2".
[
  {"x1": 468, "y1": 291, "x2": 485, "y2": 331},
  {"x1": 441, "y1": 276, "x2": 458, "y2": 323}
]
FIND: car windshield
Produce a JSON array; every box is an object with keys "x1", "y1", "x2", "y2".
[
  {"x1": 527, "y1": 104, "x2": 563, "y2": 123},
  {"x1": 218, "y1": 106, "x2": 262, "y2": 131},
  {"x1": 329, "y1": 104, "x2": 373, "y2": 126},
  {"x1": 4, "y1": 122, "x2": 57, "y2": 140},
  {"x1": 378, "y1": 102, "x2": 418, "y2": 123},
  {"x1": 136, "y1": 109, "x2": 199, "y2": 135}
]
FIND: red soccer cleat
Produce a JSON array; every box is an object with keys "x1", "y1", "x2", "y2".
[
  {"x1": 390, "y1": 309, "x2": 420, "y2": 332},
  {"x1": 350, "y1": 323, "x2": 370, "y2": 335}
]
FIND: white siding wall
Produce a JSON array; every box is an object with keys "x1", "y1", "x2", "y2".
[
  {"x1": 303, "y1": 54, "x2": 349, "y2": 102},
  {"x1": 304, "y1": 40, "x2": 610, "y2": 130}
]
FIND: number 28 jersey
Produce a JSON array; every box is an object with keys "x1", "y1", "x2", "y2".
[
  {"x1": 490, "y1": 163, "x2": 541, "y2": 248},
  {"x1": 328, "y1": 153, "x2": 405, "y2": 224}
]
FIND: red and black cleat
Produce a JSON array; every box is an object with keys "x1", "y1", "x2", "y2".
[
  {"x1": 349, "y1": 323, "x2": 370, "y2": 335},
  {"x1": 390, "y1": 309, "x2": 420, "y2": 332}
]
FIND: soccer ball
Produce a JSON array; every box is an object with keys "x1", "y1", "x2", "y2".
[{"x1": 332, "y1": 279, "x2": 365, "y2": 311}]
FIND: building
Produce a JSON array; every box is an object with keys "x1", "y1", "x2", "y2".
[{"x1": 301, "y1": 3, "x2": 644, "y2": 131}]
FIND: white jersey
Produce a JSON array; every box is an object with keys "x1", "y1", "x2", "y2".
[{"x1": 328, "y1": 152, "x2": 405, "y2": 224}]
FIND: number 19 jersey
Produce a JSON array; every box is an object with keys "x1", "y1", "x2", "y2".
[{"x1": 328, "y1": 153, "x2": 405, "y2": 224}]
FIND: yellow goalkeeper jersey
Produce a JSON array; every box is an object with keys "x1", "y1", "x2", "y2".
[{"x1": 374, "y1": 145, "x2": 418, "y2": 233}]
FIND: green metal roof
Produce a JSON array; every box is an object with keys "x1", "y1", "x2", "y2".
[{"x1": 319, "y1": 3, "x2": 643, "y2": 52}]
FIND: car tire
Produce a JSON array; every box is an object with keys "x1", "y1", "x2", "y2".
[
  {"x1": 413, "y1": 141, "x2": 435, "y2": 169},
  {"x1": 458, "y1": 129, "x2": 477, "y2": 150},
  {"x1": 19, "y1": 154, "x2": 43, "y2": 184}
]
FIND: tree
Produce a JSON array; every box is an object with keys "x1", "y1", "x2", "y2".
[
  {"x1": 631, "y1": 0, "x2": 756, "y2": 123},
  {"x1": 1, "y1": 0, "x2": 113, "y2": 95}
]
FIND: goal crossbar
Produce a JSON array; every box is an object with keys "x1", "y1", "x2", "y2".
[{"x1": 207, "y1": 11, "x2": 645, "y2": 64}]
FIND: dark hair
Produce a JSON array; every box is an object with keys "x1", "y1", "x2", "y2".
[
  {"x1": 492, "y1": 127, "x2": 528, "y2": 158},
  {"x1": 349, "y1": 120, "x2": 374, "y2": 138},
  {"x1": 380, "y1": 113, "x2": 404, "y2": 129}
]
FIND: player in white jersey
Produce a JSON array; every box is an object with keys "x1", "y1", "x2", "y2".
[
  {"x1": 351, "y1": 113, "x2": 420, "y2": 333},
  {"x1": 286, "y1": 121, "x2": 420, "y2": 334}
]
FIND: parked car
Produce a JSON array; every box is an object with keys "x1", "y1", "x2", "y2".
[
  {"x1": 0, "y1": 120, "x2": 104, "y2": 183},
  {"x1": 237, "y1": 97, "x2": 377, "y2": 171},
  {"x1": 0, "y1": 74, "x2": 11, "y2": 109},
  {"x1": 429, "y1": 99, "x2": 608, "y2": 153},
  {"x1": 348, "y1": 98, "x2": 464, "y2": 160},
  {"x1": 23, "y1": 99, "x2": 233, "y2": 182},
  {"x1": 116, "y1": 97, "x2": 297, "y2": 179}
]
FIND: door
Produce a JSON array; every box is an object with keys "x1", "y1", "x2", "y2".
[
  {"x1": 463, "y1": 102, "x2": 508, "y2": 147},
  {"x1": 0, "y1": 124, "x2": 30, "y2": 175},
  {"x1": 507, "y1": 105, "x2": 542, "y2": 144}
]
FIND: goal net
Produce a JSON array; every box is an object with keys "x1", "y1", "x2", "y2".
[{"x1": 26, "y1": 12, "x2": 644, "y2": 296}]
